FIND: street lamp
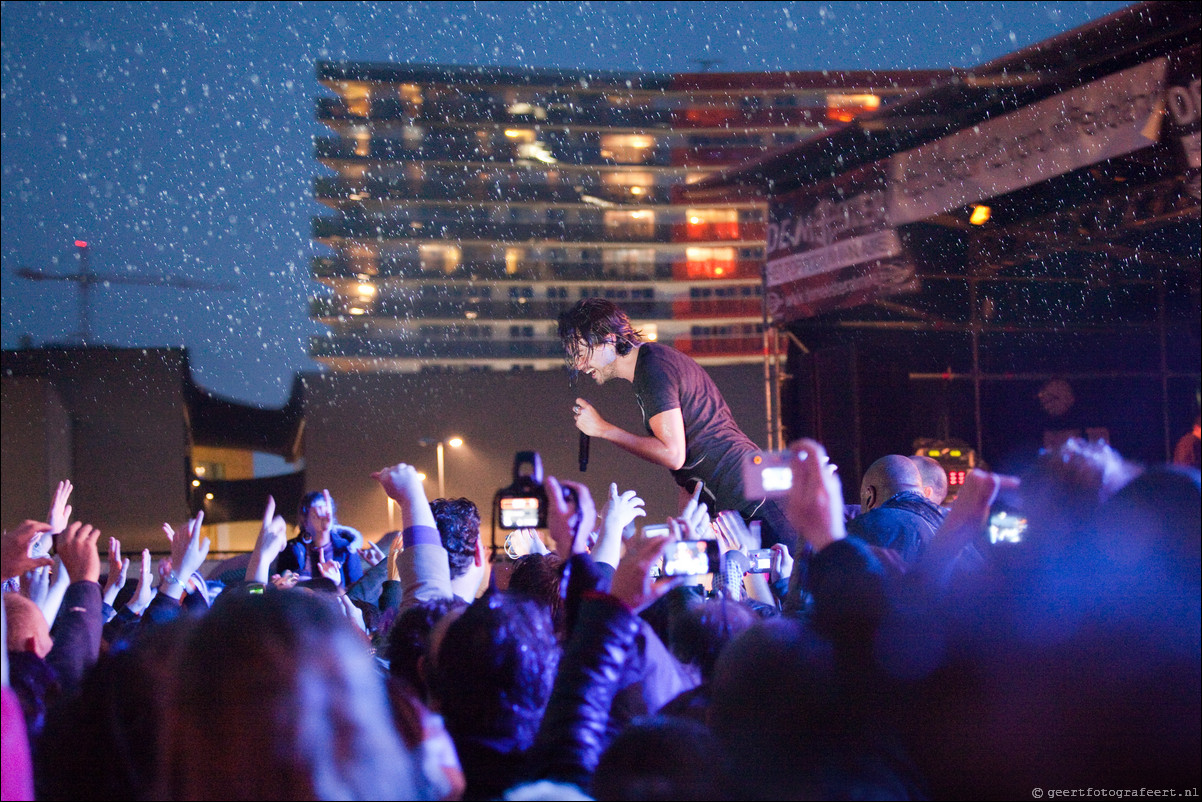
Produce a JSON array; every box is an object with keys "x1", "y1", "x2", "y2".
[{"x1": 418, "y1": 436, "x2": 464, "y2": 498}]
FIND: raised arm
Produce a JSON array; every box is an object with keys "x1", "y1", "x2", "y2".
[
  {"x1": 574, "y1": 399, "x2": 687, "y2": 471},
  {"x1": 46, "y1": 521, "x2": 103, "y2": 693},
  {"x1": 47, "y1": 480, "x2": 73, "y2": 535},
  {"x1": 246, "y1": 496, "x2": 288, "y2": 585},
  {"x1": 102, "y1": 537, "x2": 130, "y2": 608},
  {"x1": 594, "y1": 483, "x2": 646, "y2": 569},
  {"x1": 159, "y1": 514, "x2": 211, "y2": 602},
  {"x1": 373, "y1": 462, "x2": 450, "y2": 609},
  {"x1": 2, "y1": 521, "x2": 54, "y2": 581},
  {"x1": 546, "y1": 476, "x2": 598, "y2": 559}
]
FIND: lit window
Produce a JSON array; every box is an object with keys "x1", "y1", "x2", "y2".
[
  {"x1": 685, "y1": 246, "x2": 737, "y2": 279},
  {"x1": 599, "y1": 134, "x2": 656, "y2": 164},
  {"x1": 684, "y1": 209, "x2": 739, "y2": 241},
  {"x1": 826, "y1": 93, "x2": 881, "y2": 123}
]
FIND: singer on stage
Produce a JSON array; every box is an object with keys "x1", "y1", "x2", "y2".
[{"x1": 558, "y1": 298, "x2": 796, "y2": 548}]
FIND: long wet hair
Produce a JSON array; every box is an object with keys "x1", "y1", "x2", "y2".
[{"x1": 557, "y1": 298, "x2": 643, "y2": 380}]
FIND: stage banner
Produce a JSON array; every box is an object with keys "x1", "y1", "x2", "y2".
[
  {"x1": 765, "y1": 164, "x2": 918, "y2": 324},
  {"x1": 888, "y1": 57, "x2": 1168, "y2": 225}
]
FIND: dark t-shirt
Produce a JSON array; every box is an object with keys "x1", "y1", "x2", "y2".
[{"x1": 632, "y1": 342, "x2": 759, "y2": 515}]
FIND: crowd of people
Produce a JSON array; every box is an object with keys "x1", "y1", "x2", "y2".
[{"x1": 2, "y1": 431, "x2": 1199, "y2": 800}]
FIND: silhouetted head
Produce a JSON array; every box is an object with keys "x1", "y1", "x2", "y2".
[
  {"x1": 594, "y1": 716, "x2": 731, "y2": 801},
  {"x1": 430, "y1": 497, "x2": 481, "y2": 580},
  {"x1": 908, "y1": 454, "x2": 949, "y2": 505},
  {"x1": 4, "y1": 592, "x2": 52, "y2": 658},
  {"x1": 430, "y1": 590, "x2": 558, "y2": 747},
  {"x1": 162, "y1": 589, "x2": 415, "y2": 800},
  {"x1": 860, "y1": 455, "x2": 924, "y2": 511},
  {"x1": 508, "y1": 553, "x2": 566, "y2": 635},
  {"x1": 384, "y1": 597, "x2": 466, "y2": 700},
  {"x1": 669, "y1": 596, "x2": 757, "y2": 682}
]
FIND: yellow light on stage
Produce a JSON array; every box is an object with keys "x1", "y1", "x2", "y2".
[{"x1": 969, "y1": 205, "x2": 991, "y2": 225}]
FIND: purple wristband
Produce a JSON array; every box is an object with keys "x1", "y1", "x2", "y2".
[{"x1": 402, "y1": 525, "x2": 441, "y2": 549}]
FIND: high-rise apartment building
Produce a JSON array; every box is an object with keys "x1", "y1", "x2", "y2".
[{"x1": 311, "y1": 63, "x2": 942, "y2": 373}]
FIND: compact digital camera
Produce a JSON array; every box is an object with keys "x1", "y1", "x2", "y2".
[{"x1": 741, "y1": 450, "x2": 796, "y2": 499}]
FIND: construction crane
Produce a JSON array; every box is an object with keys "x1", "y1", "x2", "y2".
[{"x1": 17, "y1": 240, "x2": 235, "y2": 345}]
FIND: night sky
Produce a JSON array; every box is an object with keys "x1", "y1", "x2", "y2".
[{"x1": 2, "y1": 1, "x2": 1128, "y2": 406}]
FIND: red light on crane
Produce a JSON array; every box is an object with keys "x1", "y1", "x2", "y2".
[{"x1": 74, "y1": 240, "x2": 88, "y2": 248}]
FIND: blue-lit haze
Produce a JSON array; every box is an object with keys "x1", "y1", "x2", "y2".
[{"x1": 2, "y1": 1, "x2": 1128, "y2": 405}]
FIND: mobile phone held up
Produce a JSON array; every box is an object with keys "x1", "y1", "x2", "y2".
[{"x1": 742, "y1": 451, "x2": 795, "y2": 500}]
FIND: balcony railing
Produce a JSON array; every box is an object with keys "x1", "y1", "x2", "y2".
[
  {"x1": 310, "y1": 332, "x2": 764, "y2": 362},
  {"x1": 312, "y1": 217, "x2": 760, "y2": 244},
  {"x1": 311, "y1": 296, "x2": 762, "y2": 323},
  {"x1": 310, "y1": 336, "x2": 568, "y2": 360},
  {"x1": 315, "y1": 137, "x2": 672, "y2": 167},
  {"x1": 670, "y1": 106, "x2": 827, "y2": 129},
  {"x1": 313, "y1": 176, "x2": 676, "y2": 206},
  {"x1": 312, "y1": 254, "x2": 765, "y2": 282},
  {"x1": 317, "y1": 96, "x2": 674, "y2": 128}
]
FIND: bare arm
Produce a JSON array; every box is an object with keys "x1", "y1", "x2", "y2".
[{"x1": 574, "y1": 399, "x2": 687, "y2": 471}]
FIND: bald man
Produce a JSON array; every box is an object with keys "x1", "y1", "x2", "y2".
[
  {"x1": 909, "y1": 455, "x2": 949, "y2": 506},
  {"x1": 846, "y1": 455, "x2": 946, "y2": 563}
]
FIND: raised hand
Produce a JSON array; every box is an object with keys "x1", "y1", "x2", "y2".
[
  {"x1": 545, "y1": 476, "x2": 596, "y2": 558},
  {"x1": 784, "y1": 439, "x2": 846, "y2": 553},
  {"x1": 246, "y1": 496, "x2": 289, "y2": 584},
  {"x1": 386, "y1": 534, "x2": 403, "y2": 582},
  {"x1": 924, "y1": 469, "x2": 1020, "y2": 573},
  {"x1": 610, "y1": 531, "x2": 679, "y2": 613},
  {"x1": 157, "y1": 557, "x2": 173, "y2": 589},
  {"x1": 600, "y1": 484, "x2": 646, "y2": 537},
  {"x1": 103, "y1": 537, "x2": 131, "y2": 606},
  {"x1": 338, "y1": 593, "x2": 367, "y2": 633},
  {"x1": 769, "y1": 543, "x2": 794, "y2": 584},
  {"x1": 126, "y1": 549, "x2": 154, "y2": 615},
  {"x1": 372, "y1": 463, "x2": 424, "y2": 504},
  {"x1": 48, "y1": 479, "x2": 74, "y2": 534},
  {"x1": 22, "y1": 563, "x2": 52, "y2": 607},
  {"x1": 678, "y1": 482, "x2": 711, "y2": 540},
  {"x1": 359, "y1": 541, "x2": 386, "y2": 567},
  {"x1": 372, "y1": 463, "x2": 436, "y2": 530},
  {"x1": 715, "y1": 510, "x2": 758, "y2": 553},
  {"x1": 33, "y1": 557, "x2": 71, "y2": 629},
  {"x1": 56, "y1": 521, "x2": 102, "y2": 585},
  {"x1": 317, "y1": 559, "x2": 343, "y2": 587},
  {"x1": 594, "y1": 483, "x2": 646, "y2": 568},
  {"x1": 2, "y1": 520, "x2": 55, "y2": 580},
  {"x1": 162, "y1": 513, "x2": 210, "y2": 600},
  {"x1": 260, "y1": 496, "x2": 289, "y2": 558},
  {"x1": 270, "y1": 570, "x2": 300, "y2": 590}
]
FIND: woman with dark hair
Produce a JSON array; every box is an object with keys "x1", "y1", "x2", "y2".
[{"x1": 275, "y1": 490, "x2": 364, "y2": 589}]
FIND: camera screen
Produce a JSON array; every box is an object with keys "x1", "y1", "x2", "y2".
[
  {"x1": 761, "y1": 466, "x2": 793, "y2": 492},
  {"x1": 747, "y1": 549, "x2": 772, "y2": 573},
  {"x1": 988, "y1": 510, "x2": 1028, "y2": 544},
  {"x1": 661, "y1": 541, "x2": 713, "y2": 577},
  {"x1": 500, "y1": 496, "x2": 540, "y2": 529}
]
